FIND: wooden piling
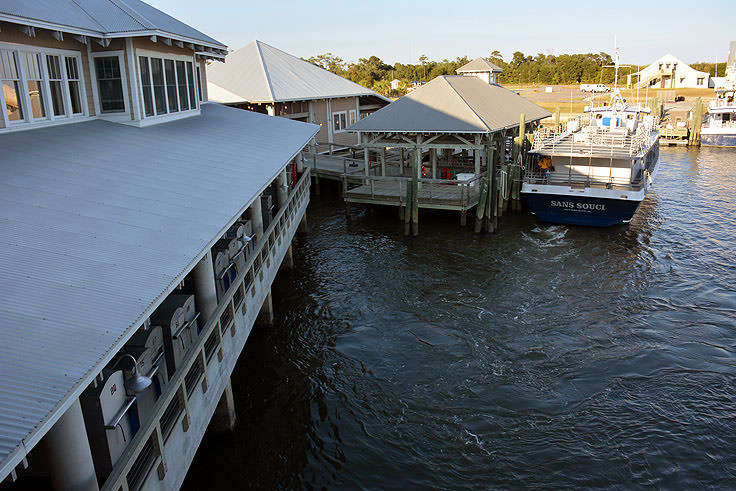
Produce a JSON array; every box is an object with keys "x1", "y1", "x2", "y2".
[
  {"x1": 488, "y1": 145, "x2": 498, "y2": 233},
  {"x1": 689, "y1": 97, "x2": 703, "y2": 147},
  {"x1": 404, "y1": 179, "x2": 412, "y2": 236},
  {"x1": 474, "y1": 180, "x2": 488, "y2": 233}
]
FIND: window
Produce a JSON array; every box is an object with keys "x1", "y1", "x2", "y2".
[
  {"x1": 137, "y1": 53, "x2": 199, "y2": 118},
  {"x1": 1, "y1": 45, "x2": 86, "y2": 127},
  {"x1": 150, "y1": 58, "x2": 166, "y2": 114},
  {"x1": 697, "y1": 77, "x2": 704, "y2": 86},
  {"x1": 46, "y1": 55, "x2": 65, "y2": 116},
  {"x1": 176, "y1": 61, "x2": 189, "y2": 111},
  {"x1": 65, "y1": 57, "x2": 83, "y2": 115},
  {"x1": 95, "y1": 56, "x2": 125, "y2": 113},
  {"x1": 23, "y1": 52, "x2": 46, "y2": 119},
  {"x1": 333, "y1": 111, "x2": 347, "y2": 132},
  {"x1": 139, "y1": 57, "x2": 154, "y2": 117},
  {"x1": 349, "y1": 109, "x2": 356, "y2": 126},
  {"x1": 164, "y1": 59, "x2": 178, "y2": 113},
  {"x1": 196, "y1": 65, "x2": 203, "y2": 102},
  {"x1": 1, "y1": 50, "x2": 23, "y2": 121}
]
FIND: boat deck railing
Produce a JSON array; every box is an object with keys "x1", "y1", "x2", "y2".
[
  {"x1": 523, "y1": 164, "x2": 647, "y2": 192},
  {"x1": 532, "y1": 120, "x2": 657, "y2": 158}
]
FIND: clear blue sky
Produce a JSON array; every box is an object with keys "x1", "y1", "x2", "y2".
[{"x1": 150, "y1": 0, "x2": 732, "y2": 66}]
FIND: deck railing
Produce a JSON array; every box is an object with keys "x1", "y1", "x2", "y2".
[
  {"x1": 347, "y1": 172, "x2": 485, "y2": 209},
  {"x1": 101, "y1": 168, "x2": 311, "y2": 491}
]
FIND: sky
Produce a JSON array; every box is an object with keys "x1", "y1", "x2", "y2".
[{"x1": 149, "y1": 0, "x2": 732, "y2": 67}]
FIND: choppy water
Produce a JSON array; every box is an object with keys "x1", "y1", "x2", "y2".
[{"x1": 184, "y1": 147, "x2": 736, "y2": 489}]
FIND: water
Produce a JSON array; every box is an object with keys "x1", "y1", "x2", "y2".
[{"x1": 183, "y1": 147, "x2": 736, "y2": 489}]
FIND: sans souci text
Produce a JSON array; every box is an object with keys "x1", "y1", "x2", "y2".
[{"x1": 550, "y1": 200, "x2": 605, "y2": 211}]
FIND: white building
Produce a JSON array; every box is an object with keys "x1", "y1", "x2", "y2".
[
  {"x1": 456, "y1": 57, "x2": 503, "y2": 85},
  {"x1": 627, "y1": 54, "x2": 710, "y2": 89}
]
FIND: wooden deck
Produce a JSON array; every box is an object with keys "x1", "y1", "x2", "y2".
[{"x1": 345, "y1": 177, "x2": 482, "y2": 211}]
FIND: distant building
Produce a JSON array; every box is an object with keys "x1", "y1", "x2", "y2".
[
  {"x1": 627, "y1": 54, "x2": 710, "y2": 89},
  {"x1": 207, "y1": 40, "x2": 391, "y2": 152},
  {"x1": 390, "y1": 79, "x2": 401, "y2": 91},
  {"x1": 456, "y1": 57, "x2": 503, "y2": 84}
]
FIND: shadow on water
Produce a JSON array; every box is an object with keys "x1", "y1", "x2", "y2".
[{"x1": 184, "y1": 147, "x2": 736, "y2": 489}]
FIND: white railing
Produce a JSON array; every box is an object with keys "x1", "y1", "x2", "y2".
[
  {"x1": 532, "y1": 119, "x2": 657, "y2": 157},
  {"x1": 100, "y1": 169, "x2": 311, "y2": 491}
]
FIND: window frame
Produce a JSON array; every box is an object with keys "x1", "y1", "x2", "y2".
[
  {"x1": 135, "y1": 49, "x2": 200, "y2": 121},
  {"x1": 90, "y1": 50, "x2": 130, "y2": 121},
  {"x1": 348, "y1": 109, "x2": 357, "y2": 127},
  {"x1": 332, "y1": 110, "x2": 347, "y2": 133},
  {"x1": 0, "y1": 42, "x2": 88, "y2": 129}
]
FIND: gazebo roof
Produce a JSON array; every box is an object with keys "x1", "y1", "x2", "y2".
[
  {"x1": 456, "y1": 57, "x2": 504, "y2": 74},
  {"x1": 349, "y1": 75, "x2": 550, "y2": 134}
]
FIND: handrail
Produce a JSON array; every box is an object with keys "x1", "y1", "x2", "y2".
[{"x1": 101, "y1": 168, "x2": 312, "y2": 491}]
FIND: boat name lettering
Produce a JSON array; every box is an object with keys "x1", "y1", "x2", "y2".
[{"x1": 550, "y1": 200, "x2": 605, "y2": 211}]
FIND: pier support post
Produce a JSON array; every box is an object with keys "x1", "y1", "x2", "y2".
[
  {"x1": 430, "y1": 148, "x2": 437, "y2": 179},
  {"x1": 210, "y1": 379, "x2": 237, "y2": 433},
  {"x1": 280, "y1": 244, "x2": 294, "y2": 270},
  {"x1": 400, "y1": 148, "x2": 405, "y2": 174},
  {"x1": 42, "y1": 399, "x2": 99, "y2": 491},
  {"x1": 298, "y1": 214, "x2": 308, "y2": 234},
  {"x1": 249, "y1": 197, "x2": 264, "y2": 244},
  {"x1": 257, "y1": 290, "x2": 274, "y2": 326},
  {"x1": 276, "y1": 168, "x2": 288, "y2": 209},
  {"x1": 192, "y1": 251, "x2": 218, "y2": 323},
  {"x1": 474, "y1": 136, "x2": 481, "y2": 175},
  {"x1": 345, "y1": 201, "x2": 351, "y2": 220},
  {"x1": 364, "y1": 147, "x2": 370, "y2": 177},
  {"x1": 460, "y1": 210, "x2": 467, "y2": 227},
  {"x1": 489, "y1": 144, "x2": 499, "y2": 233}
]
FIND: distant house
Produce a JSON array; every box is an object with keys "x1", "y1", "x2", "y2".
[
  {"x1": 456, "y1": 57, "x2": 503, "y2": 84},
  {"x1": 207, "y1": 40, "x2": 391, "y2": 152},
  {"x1": 627, "y1": 54, "x2": 710, "y2": 89},
  {"x1": 390, "y1": 78, "x2": 401, "y2": 91}
]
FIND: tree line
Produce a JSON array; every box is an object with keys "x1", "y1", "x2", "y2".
[{"x1": 306, "y1": 51, "x2": 724, "y2": 96}]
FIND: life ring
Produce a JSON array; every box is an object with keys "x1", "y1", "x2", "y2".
[
  {"x1": 421, "y1": 165, "x2": 427, "y2": 178},
  {"x1": 538, "y1": 156, "x2": 551, "y2": 170}
]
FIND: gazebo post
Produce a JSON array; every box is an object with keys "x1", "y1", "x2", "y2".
[
  {"x1": 400, "y1": 148, "x2": 405, "y2": 175},
  {"x1": 381, "y1": 147, "x2": 386, "y2": 176},
  {"x1": 485, "y1": 143, "x2": 495, "y2": 233},
  {"x1": 430, "y1": 148, "x2": 437, "y2": 179},
  {"x1": 474, "y1": 135, "x2": 481, "y2": 175}
]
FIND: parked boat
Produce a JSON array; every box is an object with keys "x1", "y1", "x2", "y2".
[
  {"x1": 521, "y1": 90, "x2": 659, "y2": 226},
  {"x1": 701, "y1": 42, "x2": 736, "y2": 147}
]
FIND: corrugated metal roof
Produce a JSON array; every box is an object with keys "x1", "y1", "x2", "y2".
[
  {"x1": 349, "y1": 75, "x2": 550, "y2": 134},
  {"x1": 0, "y1": 0, "x2": 225, "y2": 48},
  {"x1": 207, "y1": 40, "x2": 390, "y2": 103},
  {"x1": 0, "y1": 103, "x2": 318, "y2": 477},
  {"x1": 456, "y1": 57, "x2": 503, "y2": 73}
]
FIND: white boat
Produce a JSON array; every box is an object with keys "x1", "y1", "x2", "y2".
[
  {"x1": 701, "y1": 41, "x2": 736, "y2": 148},
  {"x1": 521, "y1": 43, "x2": 660, "y2": 227}
]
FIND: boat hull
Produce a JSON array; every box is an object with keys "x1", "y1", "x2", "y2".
[
  {"x1": 521, "y1": 193, "x2": 643, "y2": 227},
  {"x1": 701, "y1": 132, "x2": 736, "y2": 147}
]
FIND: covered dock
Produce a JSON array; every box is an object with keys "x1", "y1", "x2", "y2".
[{"x1": 344, "y1": 75, "x2": 550, "y2": 234}]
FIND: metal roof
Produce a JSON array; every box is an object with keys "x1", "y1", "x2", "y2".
[
  {"x1": 349, "y1": 75, "x2": 550, "y2": 134},
  {"x1": 456, "y1": 57, "x2": 503, "y2": 73},
  {"x1": 0, "y1": 0, "x2": 225, "y2": 49},
  {"x1": 206, "y1": 40, "x2": 391, "y2": 104},
  {"x1": 0, "y1": 103, "x2": 318, "y2": 478}
]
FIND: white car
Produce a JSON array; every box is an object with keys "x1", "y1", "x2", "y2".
[{"x1": 580, "y1": 83, "x2": 610, "y2": 93}]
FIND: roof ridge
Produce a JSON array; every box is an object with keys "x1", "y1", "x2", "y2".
[
  {"x1": 108, "y1": 0, "x2": 156, "y2": 30},
  {"x1": 255, "y1": 40, "x2": 276, "y2": 102},
  {"x1": 442, "y1": 76, "x2": 491, "y2": 132},
  {"x1": 68, "y1": 0, "x2": 108, "y2": 32}
]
